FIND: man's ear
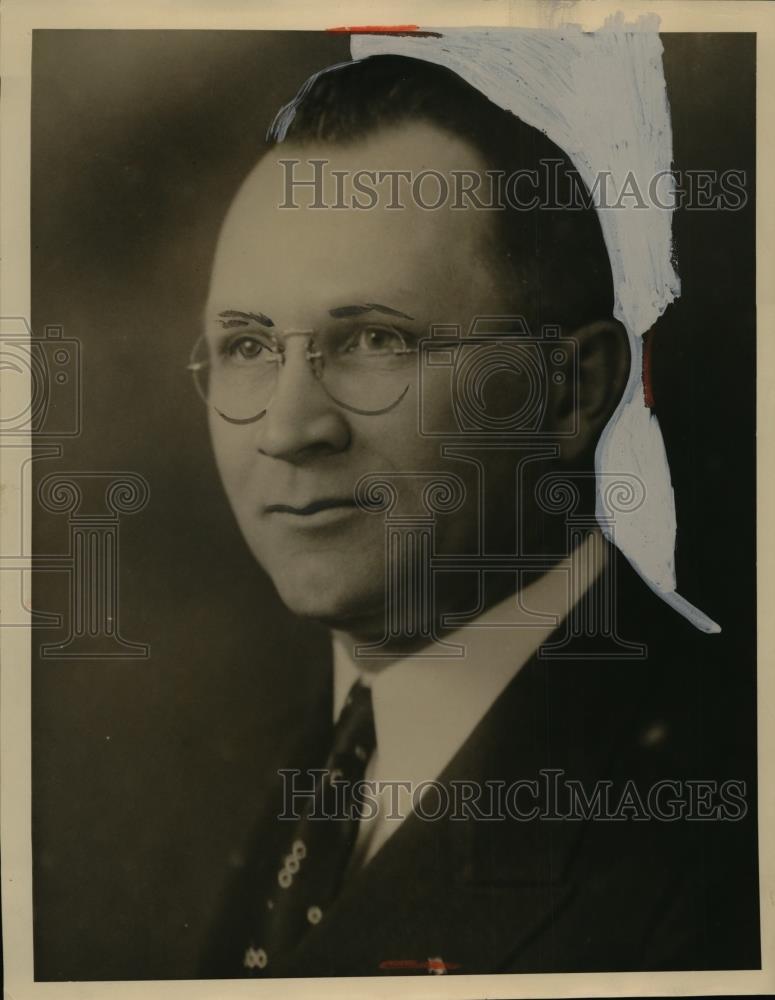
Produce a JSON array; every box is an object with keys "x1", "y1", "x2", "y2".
[{"x1": 550, "y1": 319, "x2": 631, "y2": 463}]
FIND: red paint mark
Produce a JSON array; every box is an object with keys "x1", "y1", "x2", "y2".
[
  {"x1": 379, "y1": 958, "x2": 462, "y2": 971},
  {"x1": 327, "y1": 25, "x2": 443, "y2": 37},
  {"x1": 428, "y1": 958, "x2": 460, "y2": 972},
  {"x1": 642, "y1": 328, "x2": 656, "y2": 409}
]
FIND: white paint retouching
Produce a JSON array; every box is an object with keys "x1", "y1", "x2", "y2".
[{"x1": 351, "y1": 19, "x2": 720, "y2": 633}]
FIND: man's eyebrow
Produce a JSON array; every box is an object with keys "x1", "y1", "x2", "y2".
[
  {"x1": 216, "y1": 309, "x2": 275, "y2": 328},
  {"x1": 328, "y1": 303, "x2": 415, "y2": 321}
]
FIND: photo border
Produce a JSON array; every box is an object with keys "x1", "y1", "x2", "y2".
[{"x1": 2, "y1": 2, "x2": 772, "y2": 997}]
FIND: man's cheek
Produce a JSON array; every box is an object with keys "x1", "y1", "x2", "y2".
[{"x1": 212, "y1": 435, "x2": 256, "y2": 500}]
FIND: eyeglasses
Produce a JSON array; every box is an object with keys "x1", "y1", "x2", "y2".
[{"x1": 188, "y1": 322, "x2": 417, "y2": 423}]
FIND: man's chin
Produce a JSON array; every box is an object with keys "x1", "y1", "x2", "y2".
[{"x1": 270, "y1": 569, "x2": 385, "y2": 633}]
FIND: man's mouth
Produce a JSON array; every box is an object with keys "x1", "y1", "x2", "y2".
[{"x1": 265, "y1": 498, "x2": 357, "y2": 516}]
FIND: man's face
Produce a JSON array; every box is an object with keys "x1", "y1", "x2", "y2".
[{"x1": 205, "y1": 121, "x2": 531, "y2": 636}]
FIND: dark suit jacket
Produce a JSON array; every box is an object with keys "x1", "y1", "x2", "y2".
[{"x1": 200, "y1": 548, "x2": 760, "y2": 977}]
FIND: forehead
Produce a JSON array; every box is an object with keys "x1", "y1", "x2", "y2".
[{"x1": 207, "y1": 121, "x2": 503, "y2": 323}]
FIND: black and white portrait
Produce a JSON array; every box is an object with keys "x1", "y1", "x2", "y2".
[{"x1": 0, "y1": 6, "x2": 768, "y2": 996}]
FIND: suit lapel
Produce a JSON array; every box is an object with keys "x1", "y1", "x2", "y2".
[
  {"x1": 270, "y1": 648, "x2": 625, "y2": 976},
  {"x1": 271, "y1": 801, "x2": 574, "y2": 976},
  {"x1": 212, "y1": 549, "x2": 663, "y2": 977}
]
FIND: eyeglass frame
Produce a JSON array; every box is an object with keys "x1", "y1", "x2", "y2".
[{"x1": 187, "y1": 326, "x2": 415, "y2": 424}]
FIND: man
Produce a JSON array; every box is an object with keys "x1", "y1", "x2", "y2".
[{"x1": 196, "y1": 56, "x2": 758, "y2": 976}]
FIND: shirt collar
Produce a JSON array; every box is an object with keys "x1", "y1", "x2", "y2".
[{"x1": 332, "y1": 531, "x2": 606, "y2": 788}]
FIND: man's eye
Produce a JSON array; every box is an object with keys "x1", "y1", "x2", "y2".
[
  {"x1": 346, "y1": 326, "x2": 408, "y2": 355},
  {"x1": 225, "y1": 336, "x2": 267, "y2": 363}
]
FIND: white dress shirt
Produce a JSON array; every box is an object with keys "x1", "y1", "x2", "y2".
[{"x1": 332, "y1": 530, "x2": 606, "y2": 865}]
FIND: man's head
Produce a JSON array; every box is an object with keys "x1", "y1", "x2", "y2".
[{"x1": 202, "y1": 56, "x2": 629, "y2": 638}]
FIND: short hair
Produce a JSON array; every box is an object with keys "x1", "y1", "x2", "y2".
[{"x1": 266, "y1": 54, "x2": 614, "y2": 333}]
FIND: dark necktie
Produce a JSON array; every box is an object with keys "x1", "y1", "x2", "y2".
[{"x1": 242, "y1": 679, "x2": 376, "y2": 974}]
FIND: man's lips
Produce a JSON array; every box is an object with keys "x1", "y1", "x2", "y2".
[{"x1": 264, "y1": 498, "x2": 357, "y2": 516}]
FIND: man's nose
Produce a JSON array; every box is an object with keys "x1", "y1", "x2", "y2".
[{"x1": 253, "y1": 340, "x2": 351, "y2": 461}]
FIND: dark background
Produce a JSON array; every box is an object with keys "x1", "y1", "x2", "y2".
[{"x1": 30, "y1": 32, "x2": 757, "y2": 979}]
